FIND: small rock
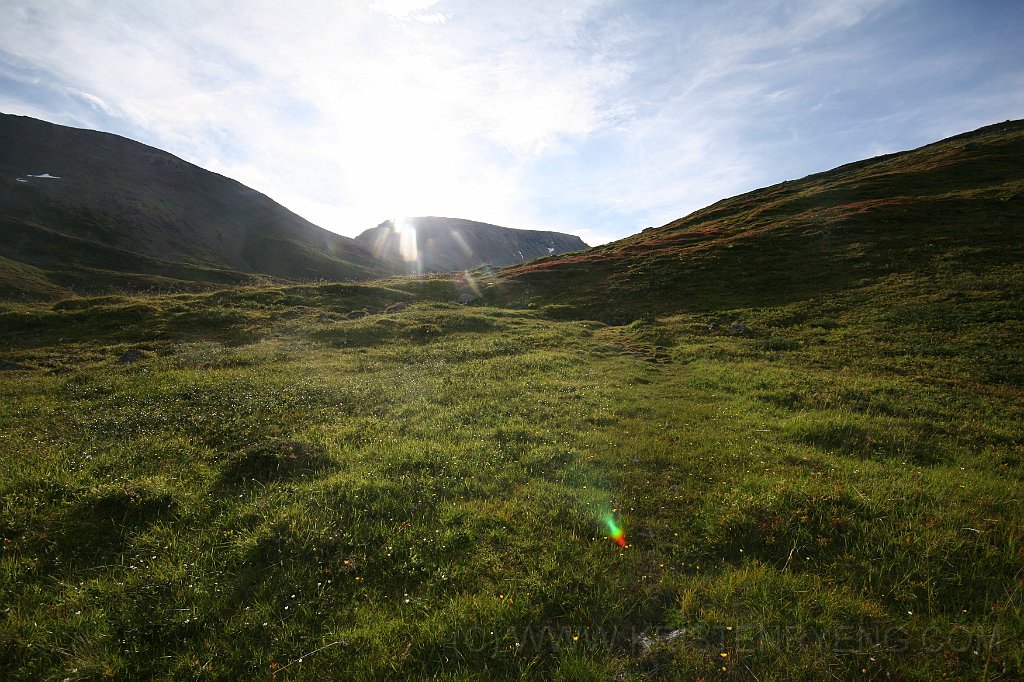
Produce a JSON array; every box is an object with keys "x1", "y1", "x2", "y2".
[
  {"x1": 729, "y1": 321, "x2": 754, "y2": 336},
  {"x1": 637, "y1": 628, "x2": 687, "y2": 652},
  {"x1": 347, "y1": 309, "x2": 369, "y2": 319},
  {"x1": 662, "y1": 629, "x2": 686, "y2": 644},
  {"x1": 458, "y1": 293, "x2": 477, "y2": 304},
  {"x1": 116, "y1": 349, "x2": 146, "y2": 364},
  {"x1": 0, "y1": 359, "x2": 29, "y2": 371},
  {"x1": 385, "y1": 302, "x2": 409, "y2": 313}
]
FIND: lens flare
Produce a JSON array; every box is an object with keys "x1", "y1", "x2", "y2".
[
  {"x1": 462, "y1": 270, "x2": 481, "y2": 297},
  {"x1": 605, "y1": 515, "x2": 626, "y2": 547},
  {"x1": 396, "y1": 220, "x2": 418, "y2": 263}
]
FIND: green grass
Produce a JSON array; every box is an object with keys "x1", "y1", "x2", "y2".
[{"x1": 1, "y1": 271, "x2": 1020, "y2": 680}]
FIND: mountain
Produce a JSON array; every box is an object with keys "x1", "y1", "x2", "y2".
[
  {"x1": 355, "y1": 216, "x2": 588, "y2": 272},
  {"x1": 0, "y1": 113, "x2": 387, "y2": 296},
  {"x1": 491, "y1": 119, "x2": 1024, "y2": 321}
]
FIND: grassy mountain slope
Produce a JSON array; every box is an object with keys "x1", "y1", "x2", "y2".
[
  {"x1": 0, "y1": 216, "x2": 258, "y2": 298},
  {"x1": 356, "y1": 217, "x2": 589, "y2": 273},
  {"x1": 492, "y1": 119, "x2": 1024, "y2": 321},
  {"x1": 0, "y1": 114, "x2": 388, "y2": 295}
]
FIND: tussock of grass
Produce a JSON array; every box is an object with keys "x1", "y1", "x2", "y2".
[{"x1": 217, "y1": 440, "x2": 336, "y2": 488}]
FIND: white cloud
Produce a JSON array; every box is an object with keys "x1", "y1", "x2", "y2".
[
  {"x1": 67, "y1": 88, "x2": 114, "y2": 114},
  {"x1": 371, "y1": 0, "x2": 444, "y2": 21}
]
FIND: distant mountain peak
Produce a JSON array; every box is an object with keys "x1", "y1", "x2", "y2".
[{"x1": 355, "y1": 216, "x2": 588, "y2": 272}]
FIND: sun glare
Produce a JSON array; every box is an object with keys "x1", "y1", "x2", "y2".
[{"x1": 393, "y1": 217, "x2": 419, "y2": 268}]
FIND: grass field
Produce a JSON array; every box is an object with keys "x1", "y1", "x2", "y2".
[{"x1": 1, "y1": 265, "x2": 1021, "y2": 679}]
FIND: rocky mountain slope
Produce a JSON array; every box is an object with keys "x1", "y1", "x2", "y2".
[
  {"x1": 0, "y1": 113, "x2": 388, "y2": 296},
  {"x1": 355, "y1": 216, "x2": 587, "y2": 273}
]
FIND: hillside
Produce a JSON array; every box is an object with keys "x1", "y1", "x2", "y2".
[
  {"x1": 0, "y1": 114, "x2": 388, "y2": 295},
  {"x1": 493, "y1": 119, "x2": 1024, "y2": 321},
  {"x1": 356, "y1": 217, "x2": 588, "y2": 273}
]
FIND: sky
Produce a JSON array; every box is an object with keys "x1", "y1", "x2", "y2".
[{"x1": 1, "y1": 1, "x2": 1021, "y2": 245}]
